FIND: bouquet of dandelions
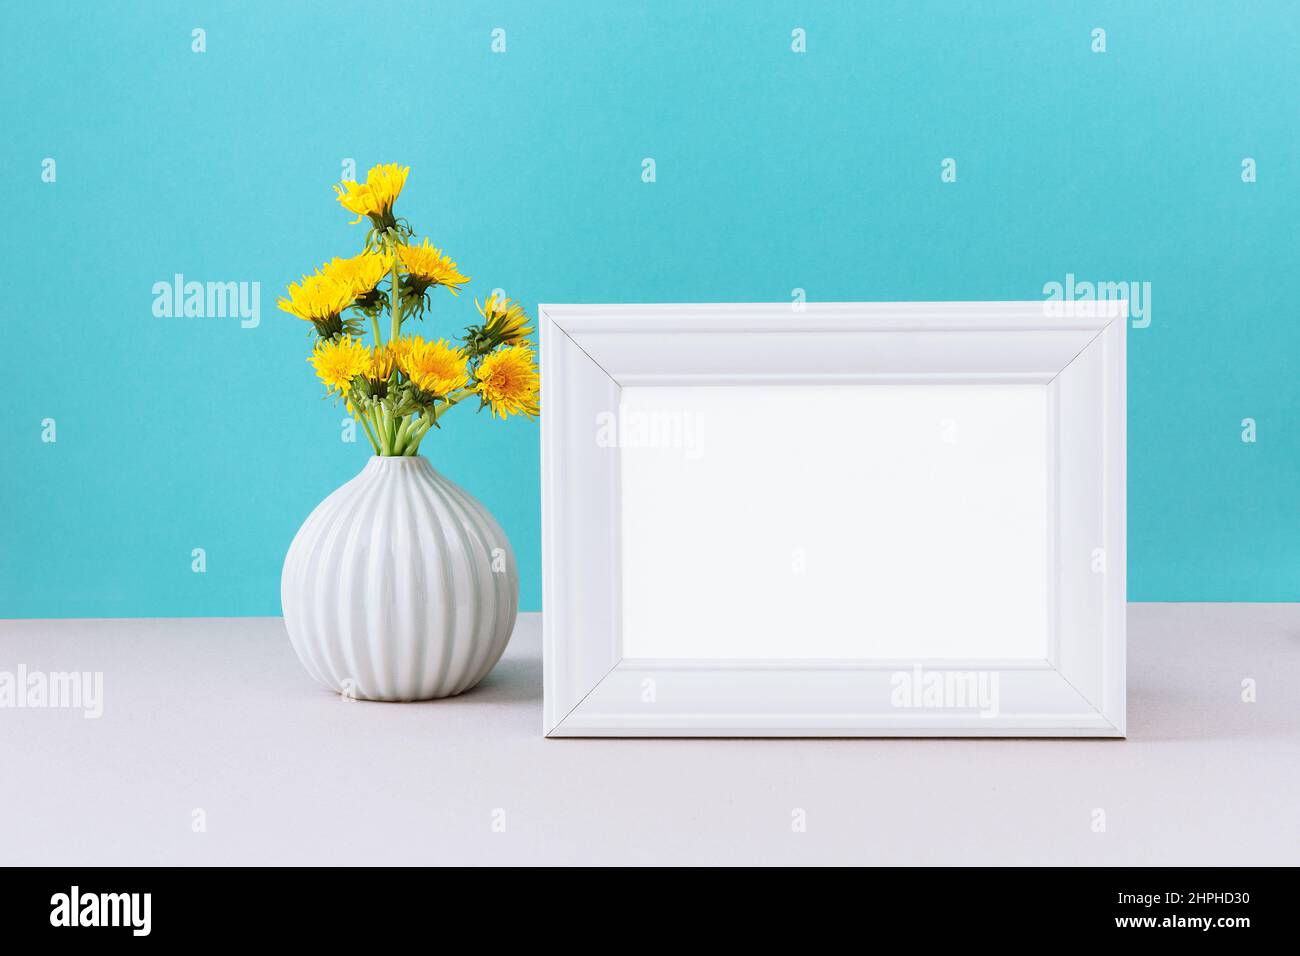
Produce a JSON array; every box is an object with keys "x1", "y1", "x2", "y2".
[{"x1": 277, "y1": 163, "x2": 539, "y2": 456}]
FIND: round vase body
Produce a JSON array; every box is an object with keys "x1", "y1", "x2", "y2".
[{"x1": 281, "y1": 456, "x2": 518, "y2": 701}]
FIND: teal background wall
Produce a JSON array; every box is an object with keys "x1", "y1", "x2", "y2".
[{"x1": 2, "y1": 1, "x2": 1296, "y2": 616}]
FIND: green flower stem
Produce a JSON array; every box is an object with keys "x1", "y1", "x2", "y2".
[
  {"x1": 372, "y1": 406, "x2": 391, "y2": 455},
  {"x1": 388, "y1": 238, "x2": 404, "y2": 343},
  {"x1": 406, "y1": 419, "x2": 422, "y2": 454},
  {"x1": 381, "y1": 405, "x2": 396, "y2": 454},
  {"x1": 405, "y1": 424, "x2": 430, "y2": 455},
  {"x1": 397, "y1": 408, "x2": 435, "y2": 455},
  {"x1": 393, "y1": 414, "x2": 416, "y2": 455},
  {"x1": 355, "y1": 406, "x2": 381, "y2": 454}
]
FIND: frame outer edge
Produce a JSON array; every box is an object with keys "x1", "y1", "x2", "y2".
[
  {"x1": 541, "y1": 301, "x2": 1128, "y2": 737},
  {"x1": 539, "y1": 306, "x2": 563, "y2": 735},
  {"x1": 1107, "y1": 304, "x2": 1128, "y2": 735}
]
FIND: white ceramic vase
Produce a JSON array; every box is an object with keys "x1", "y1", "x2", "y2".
[{"x1": 281, "y1": 456, "x2": 518, "y2": 701}]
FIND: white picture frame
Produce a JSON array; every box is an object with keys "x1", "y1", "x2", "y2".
[{"x1": 540, "y1": 302, "x2": 1126, "y2": 737}]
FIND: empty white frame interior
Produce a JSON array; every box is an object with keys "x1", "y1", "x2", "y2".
[
  {"x1": 620, "y1": 384, "x2": 1049, "y2": 661},
  {"x1": 541, "y1": 303, "x2": 1126, "y2": 737}
]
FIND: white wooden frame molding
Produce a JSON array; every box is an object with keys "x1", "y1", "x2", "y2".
[{"x1": 540, "y1": 302, "x2": 1126, "y2": 737}]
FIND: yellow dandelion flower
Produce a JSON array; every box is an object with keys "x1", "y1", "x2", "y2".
[
  {"x1": 368, "y1": 344, "x2": 396, "y2": 383},
  {"x1": 475, "y1": 345, "x2": 540, "y2": 419},
  {"x1": 308, "y1": 336, "x2": 370, "y2": 395},
  {"x1": 277, "y1": 271, "x2": 358, "y2": 337},
  {"x1": 403, "y1": 337, "x2": 470, "y2": 396},
  {"x1": 397, "y1": 239, "x2": 469, "y2": 297},
  {"x1": 475, "y1": 294, "x2": 534, "y2": 347},
  {"x1": 333, "y1": 163, "x2": 409, "y2": 226},
  {"x1": 280, "y1": 252, "x2": 392, "y2": 336},
  {"x1": 387, "y1": 335, "x2": 421, "y2": 376},
  {"x1": 320, "y1": 251, "x2": 392, "y2": 304}
]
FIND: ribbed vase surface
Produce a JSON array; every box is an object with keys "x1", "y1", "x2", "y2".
[{"x1": 281, "y1": 456, "x2": 518, "y2": 701}]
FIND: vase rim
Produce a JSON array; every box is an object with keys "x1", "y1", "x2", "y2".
[{"x1": 363, "y1": 455, "x2": 432, "y2": 466}]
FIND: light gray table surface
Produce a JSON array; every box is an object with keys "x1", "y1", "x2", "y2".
[{"x1": 1, "y1": 605, "x2": 1296, "y2": 866}]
